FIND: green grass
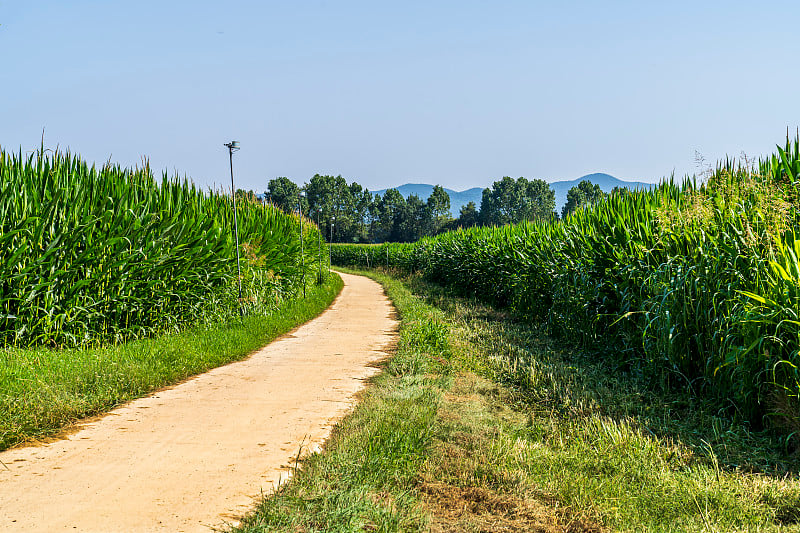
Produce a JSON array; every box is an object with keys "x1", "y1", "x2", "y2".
[
  {"x1": 234, "y1": 269, "x2": 800, "y2": 532},
  {"x1": 233, "y1": 268, "x2": 450, "y2": 532},
  {"x1": 0, "y1": 273, "x2": 343, "y2": 451},
  {"x1": 412, "y1": 274, "x2": 800, "y2": 532}
]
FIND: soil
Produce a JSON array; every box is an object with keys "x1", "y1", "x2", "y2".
[{"x1": 0, "y1": 272, "x2": 398, "y2": 533}]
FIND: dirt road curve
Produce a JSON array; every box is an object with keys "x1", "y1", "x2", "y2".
[{"x1": 0, "y1": 272, "x2": 398, "y2": 533}]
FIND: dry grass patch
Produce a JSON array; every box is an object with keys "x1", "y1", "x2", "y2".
[{"x1": 418, "y1": 373, "x2": 606, "y2": 533}]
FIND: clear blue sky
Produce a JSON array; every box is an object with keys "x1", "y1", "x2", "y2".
[{"x1": 2, "y1": 1, "x2": 799, "y2": 193}]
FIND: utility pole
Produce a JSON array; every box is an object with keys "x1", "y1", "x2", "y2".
[
  {"x1": 298, "y1": 191, "x2": 306, "y2": 297},
  {"x1": 224, "y1": 141, "x2": 242, "y2": 312}
]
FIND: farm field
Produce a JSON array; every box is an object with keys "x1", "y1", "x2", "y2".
[
  {"x1": 236, "y1": 268, "x2": 800, "y2": 532},
  {"x1": 0, "y1": 146, "x2": 331, "y2": 450},
  {"x1": 332, "y1": 137, "x2": 800, "y2": 440},
  {"x1": 5, "y1": 4, "x2": 800, "y2": 532},
  {"x1": 3, "y1": 138, "x2": 800, "y2": 531},
  {"x1": 0, "y1": 147, "x2": 415, "y2": 532},
  {"x1": 0, "y1": 146, "x2": 326, "y2": 348}
]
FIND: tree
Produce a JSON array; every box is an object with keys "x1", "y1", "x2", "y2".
[
  {"x1": 457, "y1": 201, "x2": 479, "y2": 228},
  {"x1": 371, "y1": 189, "x2": 406, "y2": 243},
  {"x1": 527, "y1": 179, "x2": 556, "y2": 221},
  {"x1": 349, "y1": 182, "x2": 373, "y2": 242},
  {"x1": 561, "y1": 187, "x2": 585, "y2": 219},
  {"x1": 479, "y1": 177, "x2": 555, "y2": 226},
  {"x1": 395, "y1": 194, "x2": 429, "y2": 242},
  {"x1": 265, "y1": 177, "x2": 302, "y2": 213},
  {"x1": 426, "y1": 185, "x2": 452, "y2": 234},
  {"x1": 305, "y1": 174, "x2": 369, "y2": 243},
  {"x1": 561, "y1": 180, "x2": 606, "y2": 218}
]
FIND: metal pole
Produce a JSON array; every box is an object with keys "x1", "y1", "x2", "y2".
[
  {"x1": 316, "y1": 210, "x2": 322, "y2": 280},
  {"x1": 298, "y1": 195, "x2": 305, "y2": 298},
  {"x1": 329, "y1": 218, "x2": 334, "y2": 272},
  {"x1": 225, "y1": 142, "x2": 243, "y2": 312}
]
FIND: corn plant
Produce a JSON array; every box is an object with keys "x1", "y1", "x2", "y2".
[
  {"x1": 0, "y1": 146, "x2": 327, "y2": 347},
  {"x1": 332, "y1": 136, "x2": 800, "y2": 433}
]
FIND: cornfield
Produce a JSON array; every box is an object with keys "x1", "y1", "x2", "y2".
[
  {"x1": 333, "y1": 137, "x2": 800, "y2": 430},
  {"x1": 0, "y1": 146, "x2": 327, "y2": 347}
]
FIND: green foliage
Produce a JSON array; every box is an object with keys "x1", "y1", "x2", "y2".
[
  {"x1": 561, "y1": 179, "x2": 607, "y2": 218},
  {"x1": 372, "y1": 187, "x2": 456, "y2": 242},
  {"x1": 235, "y1": 188, "x2": 258, "y2": 201},
  {"x1": 305, "y1": 174, "x2": 372, "y2": 243},
  {"x1": 371, "y1": 188, "x2": 405, "y2": 242},
  {"x1": 331, "y1": 137, "x2": 800, "y2": 434},
  {"x1": 479, "y1": 176, "x2": 556, "y2": 225},
  {"x1": 397, "y1": 194, "x2": 429, "y2": 242},
  {"x1": 425, "y1": 275, "x2": 800, "y2": 531},
  {"x1": 456, "y1": 200, "x2": 479, "y2": 228},
  {"x1": 427, "y1": 185, "x2": 451, "y2": 234},
  {"x1": 265, "y1": 177, "x2": 303, "y2": 213},
  {"x1": 266, "y1": 175, "x2": 457, "y2": 243},
  {"x1": 0, "y1": 146, "x2": 326, "y2": 348}
]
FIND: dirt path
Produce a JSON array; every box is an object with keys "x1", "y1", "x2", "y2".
[{"x1": 0, "y1": 272, "x2": 397, "y2": 533}]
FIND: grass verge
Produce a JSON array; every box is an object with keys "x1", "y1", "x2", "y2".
[
  {"x1": 0, "y1": 274, "x2": 343, "y2": 451},
  {"x1": 235, "y1": 268, "x2": 800, "y2": 532}
]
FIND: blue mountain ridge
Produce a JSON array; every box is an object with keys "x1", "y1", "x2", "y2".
[{"x1": 373, "y1": 173, "x2": 656, "y2": 217}]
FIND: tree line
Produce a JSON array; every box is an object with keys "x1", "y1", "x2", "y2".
[{"x1": 237, "y1": 175, "x2": 613, "y2": 243}]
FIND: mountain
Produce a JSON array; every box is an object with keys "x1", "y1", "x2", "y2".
[{"x1": 373, "y1": 174, "x2": 655, "y2": 217}]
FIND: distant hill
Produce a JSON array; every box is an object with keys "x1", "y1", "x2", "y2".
[{"x1": 373, "y1": 174, "x2": 656, "y2": 217}]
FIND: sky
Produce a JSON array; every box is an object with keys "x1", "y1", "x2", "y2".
[{"x1": 2, "y1": 1, "x2": 800, "y2": 193}]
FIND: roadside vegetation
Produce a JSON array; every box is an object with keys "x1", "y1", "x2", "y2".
[
  {"x1": 0, "y1": 145, "x2": 337, "y2": 450},
  {"x1": 235, "y1": 268, "x2": 800, "y2": 532},
  {"x1": 234, "y1": 269, "x2": 441, "y2": 532},
  {"x1": 0, "y1": 264, "x2": 342, "y2": 451},
  {"x1": 0, "y1": 145, "x2": 326, "y2": 348},
  {"x1": 332, "y1": 136, "x2": 800, "y2": 443}
]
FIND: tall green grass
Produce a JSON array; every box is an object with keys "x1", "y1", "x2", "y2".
[
  {"x1": 332, "y1": 137, "x2": 800, "y2": 432},
  {"x1": 0, "y1": 146, "x2": 327, "y2": 348}
]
